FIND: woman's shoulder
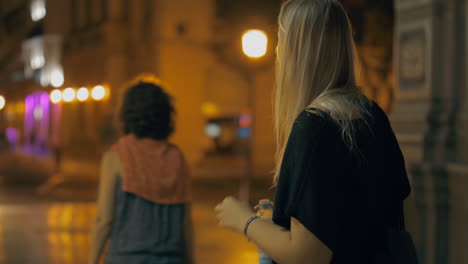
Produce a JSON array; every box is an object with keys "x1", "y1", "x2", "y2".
[
  {"x1": 102, "y1": 148, "x2": 122, "y2": 172},
  {"x1": 103, "y1": 148, "x2": 118, "y2": 162},
  {"x1": 291, "y1": 109, "x2": 335, "y2": 138},
  {"x1": 165, "y1": 142, "x2": 185, "y2": 157}
]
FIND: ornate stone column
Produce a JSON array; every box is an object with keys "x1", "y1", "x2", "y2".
[
  {"x1": 393, "y1": 0, "x2": 467, "y2": 263},
  {"x1": 446, "y1": 0, "x2": 468, "y2": 263}
]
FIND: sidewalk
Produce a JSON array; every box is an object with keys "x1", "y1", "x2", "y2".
[
  {"x1": 0, "y1": 150, "x2": 275, "y2": 203},
  {"x1": 0, "y1": 152, "x2": 276, "y2": 264}
]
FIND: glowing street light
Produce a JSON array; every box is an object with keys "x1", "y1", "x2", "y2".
[
  {"x1": 77, "y1": 87, "x2": 89, "y2": 102},
  {"x1": 239, "y1": 29, "x2": 268, "y2": 201},
  {"x1": 0, "y1": 96, "x2": 5, "y2": 110},
  {"x1": 242, "y1": 29, "x2": 268, "y2": 59},
  {"x1": 31, "y1": 54, "x2": 45, "y2": 69},
  {"x1": 63, "y1": 88, "x2": 75, "y2": 102},
  {"x1": 50, "y1": 68, "x2": 64, "y2": 88},
  {"x1": 49, "y1": 89, "x2": 62, "y2": 104},
  {"x1": 30, "y1": 0, "x2": 46, "y2": 22},
  {"x1": 91, "y1": 85, "x2": 106, "y2": 101}
]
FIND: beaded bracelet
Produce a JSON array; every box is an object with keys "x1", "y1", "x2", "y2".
[{"x1": 243, "y1": 215, "x2": 261, "y2": 238}]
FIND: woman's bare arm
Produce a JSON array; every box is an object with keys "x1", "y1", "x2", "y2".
[
  {"x1": 89, "y1": 151, "x2": 119, "y2": 264},
  {"x1": 246, "y1": 216, "x2": 332, "y2": 264},
  {"x1": 215, "y1": 197, "x2": 332, "y2": 264}
]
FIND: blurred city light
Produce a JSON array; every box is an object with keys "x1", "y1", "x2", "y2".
[
  {"x1": 50, "y1": 68, "x2": 64, "y2": 87},
  {"x1": 242, "y1": 30, "x2": 268, "y2": 58},
  {"x1": 91, "y1": 85, "x2": 106, "y2": 101},
  {"x1": 31, "y1": 54, "x2": 45, "y2": 69},
  {"x1": 205, "y1": 123, "x2": 221, "y2": 138},
  {"x1": 30, "y1": 0, "x2": 46, "y2": 21},
  {"x1": 239, "y1": 113, "x2": 252, "y2": 128},
  {"x1": 49, "y1": 89, "x2": 62, "y2": 104},
  {"x1": 0, "y1": 96, "x2": 5, "y2": 110},
  {"x1": 62, "y1": 88, "x2": 75, "y2": 102},
  {"x1": 33, "y1": 106, "x2": 43, "y2": 121},
  {"x1": 237, "y1": 127, "x2": 251, "y2": 138},
  {"x1": 201, "y1": 102, "x2": 219, "y2": 117},
  {"x1": 77, "y1": 87, "x2": 89, "y2": 102}
]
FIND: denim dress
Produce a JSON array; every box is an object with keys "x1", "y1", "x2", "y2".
[{"x1": 106, "y1": 177, "x2": 187, "y2": 264}]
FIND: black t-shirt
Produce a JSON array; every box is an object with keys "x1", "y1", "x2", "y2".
[{"x1": 273, "y1": 102, "x2": 411, "y2": 264}]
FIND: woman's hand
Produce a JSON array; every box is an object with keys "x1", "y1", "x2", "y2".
[{"x1": 215, "y1": 196, "x2": 256, "y2": 232}]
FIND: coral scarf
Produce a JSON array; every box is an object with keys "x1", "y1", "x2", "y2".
[{"x1": 113, "y1": 135, "x2": 191, "y2": 204}]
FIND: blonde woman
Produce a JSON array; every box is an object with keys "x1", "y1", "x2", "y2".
[{"x1": 215, "y1": 0, "x2": 413, "y2": 263}]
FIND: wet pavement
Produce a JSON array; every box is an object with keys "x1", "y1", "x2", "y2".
[{"x1": 0, "y1": 178, "x2": 275, "y2": 264}]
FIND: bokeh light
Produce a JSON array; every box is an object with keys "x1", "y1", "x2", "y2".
[
  {"x1": 201, "y1": 102, "x2": 219, "y2": 117},
  {"x1": 63, "y1": 88, "x2": 75, "y2": 102},
  {"x1": 239, "y1": 113, "x2": 252, "y2": 128},
  {"x1": 33, "y1": 106, "x2": 43, "y2": 121},
  {"x1": 49, "y1": 89, "x2": 62, "y2": 104},
  {"x1": 31, "y1": 54, "x2": 45, "y2": 69},
  {"x1": 242, "y1": 29, "x2": 268, "y2": 58},
  {"x1": 30, "y1": 0, "x2": 46, "y2": 21},
  {"x1": 50, "y1": 68, "x2": 64, "y2": 88},
  {"x1": 205, "y1": 123, "x2": 221, "y2": 138},
  {"x1": 91, "y1": 85, "x2": 106, "y2": 101},
  {"x1": 237, "y1": 127, "x2": 251, "y2": 138},
  {"x1": 77, "y1": 87, "x2": 89, "y2": 102},
  {"x1": 0, "y1": 96, "x2": 5, "y2": 110}
]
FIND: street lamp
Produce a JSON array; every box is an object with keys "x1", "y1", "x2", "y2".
[
  {"x1": 49, "y1": 89, "x2": 62, "y2": 104},
  {"x1": 91, "y1": 85, "x2": 106, "y2": 101},
  {"x1": 239, "y1": 29, "x2": 268, "y2": 201},
  {"x1": 77, "y1": 87, "x2": 89, "y2": 102},
  {"x1": 63, "y1": 88, "x2": 76, "y2": 102},
  {"x1": 242, "y1": 30, "x2": 268, "y2": 58}
]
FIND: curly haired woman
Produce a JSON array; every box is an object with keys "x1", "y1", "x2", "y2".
[{"x1": 89, "y1": 76, "x2": 193, "y2": 264}]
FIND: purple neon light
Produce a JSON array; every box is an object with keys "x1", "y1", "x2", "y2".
[{"x1": 24, "y1": 92, "x2": 50, "y2": 153}]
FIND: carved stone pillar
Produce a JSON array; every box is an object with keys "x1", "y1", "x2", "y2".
[{"x1": 393, "y1": 0, "x2": 467, "y2": 263}]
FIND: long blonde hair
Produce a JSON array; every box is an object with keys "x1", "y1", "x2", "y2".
[{"x1": 274, "y1": 0, "x2": 370, "y2": 182}]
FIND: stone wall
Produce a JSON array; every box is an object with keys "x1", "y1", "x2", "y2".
[{"x1": 393, "y1": 0, "x2": 468, "y2": 263}]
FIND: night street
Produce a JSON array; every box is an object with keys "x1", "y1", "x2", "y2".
[
  {"x1": 1, "y1": 0, "x2": 467, "y2": 263},
  {"x1": 0, "y1": 155, "x2": 274, "y2": 264}
]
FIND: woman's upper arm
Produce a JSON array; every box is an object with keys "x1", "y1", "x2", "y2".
[
  {"x1": 95, "y1": 150, "x2": 119, "y2": 225},
  {"x1": 290, "y1": 217, "x2": 332, "y2": 264}
]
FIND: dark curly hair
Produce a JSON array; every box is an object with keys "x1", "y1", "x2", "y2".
[{"x1": 119, "y1": 81, "x2": 175, "y2": 140}]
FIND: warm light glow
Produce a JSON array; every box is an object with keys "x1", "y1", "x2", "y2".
[
  {"x1": 62, "y1": 88, "x2": 75, "y2": 102},
  {"x1": 50, "y1": 68, "x2": 64, "y2": 87},
  {"x1": 31, "y1": 0, "x2": 46, "y2": 21},
  {"x1": 242, "y1": 29, "x2": 268, "y2": 58},
  {"x1": 31, "y1": 54, "x2": 45, "y2": 69},
  {"x1": 0, "y1": 96, "x2": 5, "y2": 110},
  {"x1": 91, "y1": 85, "x2": 106, "y2": 101},
  {"x1": 50, "y1": 89, "x2": 62, "y2": 104},
  {"x1": 77, "y1": 87, "x2": 89, "y2": 102},
  {"x1": 201, "y1": 102, "x2": 219, "y2": 117}
]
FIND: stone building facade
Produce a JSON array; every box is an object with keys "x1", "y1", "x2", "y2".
[{"x1": 392, "y1": 0, "x2": 468, "y2": 263}]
